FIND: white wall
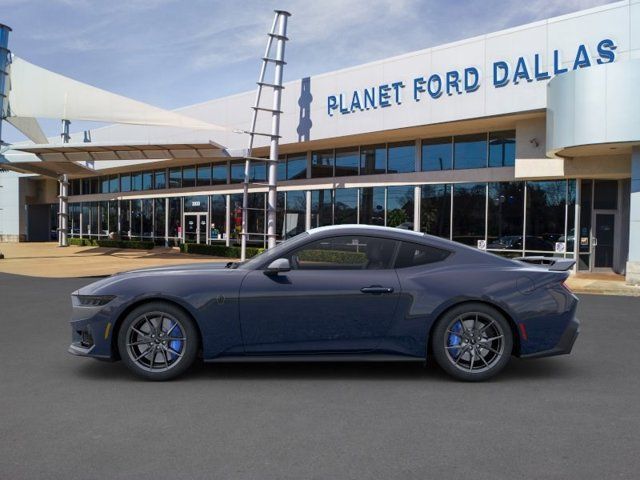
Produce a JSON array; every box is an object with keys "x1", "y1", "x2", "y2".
[{"x1": 0, "y1": 171, "x2": 22, "y2": 239}]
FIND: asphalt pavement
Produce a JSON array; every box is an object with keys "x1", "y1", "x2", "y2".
[{"x1": 0, "y1": 272, "x2": 639, "y2": 480}]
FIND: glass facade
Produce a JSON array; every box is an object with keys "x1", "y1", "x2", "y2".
[{"x1": 61, "y1": 130, "x2": 574, "y2": 258}]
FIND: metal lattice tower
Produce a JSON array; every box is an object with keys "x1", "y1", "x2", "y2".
[{"x1": 239, "y1": 10, "x2": 291, "y2": 261}]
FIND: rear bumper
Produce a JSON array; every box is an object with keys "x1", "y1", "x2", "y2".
[{"x1": 520, "y1": 316, "x2": 580, "y2": 359}]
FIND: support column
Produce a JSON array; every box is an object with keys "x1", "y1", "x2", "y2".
[
  {"x1": 626, "y1": 146, "x2": 640, "y2": 285},
  {"x1": 57, "y1": 174, "x2": 69, "y2": 247}
]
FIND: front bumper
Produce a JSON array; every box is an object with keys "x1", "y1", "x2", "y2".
[
  {"x1": 68, "y1": 299, "x2": 121, "y2": 360},
  {"x1": 520, "y1": 316, "x2": 580, "y2": 359}
]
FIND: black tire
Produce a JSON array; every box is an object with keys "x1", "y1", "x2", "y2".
[
  {"x1": 431, "y1": 303, "x2": 513, "y2": 382},
  {"x1": 117, "y1": 301, "x2": 199, "y2": 381}
]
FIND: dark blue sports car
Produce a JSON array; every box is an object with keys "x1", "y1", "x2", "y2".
[{"x1": 69, "y1": 225, "x2": 579, "y2": 381}]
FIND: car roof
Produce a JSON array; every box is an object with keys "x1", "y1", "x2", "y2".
[{"x1": 307, "y1": 224, "x2": 426, "y2": 238}]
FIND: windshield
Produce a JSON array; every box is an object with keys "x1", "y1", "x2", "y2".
[{"x1": 238, "y1": 232, "x2": 311, "y2": 270}]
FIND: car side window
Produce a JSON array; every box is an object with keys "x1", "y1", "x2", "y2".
[
  {"x1": 394, "y1": 241, "x2": 450, "y2": 268},
  {"x1": 289, "y1": 236, "x2": 398, "y2": 270}
]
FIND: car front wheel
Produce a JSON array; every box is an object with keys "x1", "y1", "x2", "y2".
[
  {"x1": 432, "y1": 303, "x2": 513, "y2": 382},
  {"x1": 117, "y1": 301, "x2": 198, "y2": 381}
]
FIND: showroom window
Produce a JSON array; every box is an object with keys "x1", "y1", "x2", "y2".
[
  {"x1": 154, "y1": 170, "x2": 166, "y2": 190},
  {"x1": 212, "y1": 163, "x2": 228, "y2": 185},
  {"x1": 387, "y1": 142, "x2": 415, "y2": 174},
  {"x1": 311, "y1": 189, "x2": 333, "y2": 227},
  {"x1": 196, "y1": 164, "x2": 212, "y2": 187},
  {"x1": 421, "y1": 184, "x2": 451, "y2": 238},
  {"x1": 311, "y1": 150, "x2": 334, "y2": 178},
  {"x1": 489, "y1": 131, "x2": 516, "y2": 167},
  {"x1": 287, "y1": 154, "x2": 307, "y2": 180},
  {"x1": 334, "y1": 188, "x2": 358, "y2": 224},
  {"x1": 526, "y1": 180, "x2": 566, "y2": 252},
  {"x1": 454, "y1": 134, "x2": 487, "y2": 170},
  {"x1": 335, "y1": 148, "x2": 359, "y2": 177},
  {"x1": 487, "y1": 182, "x2": 524, "y2": 251},
  {"x1": 422, "y1": 137, "x2": 453, "y2": 171},
  {"x1": 360, "y1": 187, "x2": 386, "y2": 226},
  {"x1": 452, "y1": 183, "x2": 486, "y2": 246},
  {"x1": 360, "y1": 145, "x2": 386, "y2": 175},
  {"x1": 386, "y1": 186, "x2": 414, "y2": 228},
  {"x1": 169, "y1": 168, "x2": 182, "y2": 189}
]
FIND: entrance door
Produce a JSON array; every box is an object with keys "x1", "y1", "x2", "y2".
[
  {"x1": 184, "y1": 213, "x2": 208, "y2": 244},
  {"x1": 593, "y1": 213, "x2": 615, "y2": 270}
]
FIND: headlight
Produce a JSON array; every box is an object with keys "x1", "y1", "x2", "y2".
[{"x1": 74, "y1": 295, "x2": 116, "y2": 307}]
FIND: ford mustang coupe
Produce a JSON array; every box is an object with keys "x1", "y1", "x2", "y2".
[{"x1": 69, "y1": 225, "x2": 579, "y2": 381}]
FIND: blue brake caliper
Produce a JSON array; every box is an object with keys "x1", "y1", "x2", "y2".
[
  {"x1": 448, "y1": 321, "x2": 463, "y2": 358},
  {"x1": 167, "y1": 321, "x2": 183, "y2": 361}
]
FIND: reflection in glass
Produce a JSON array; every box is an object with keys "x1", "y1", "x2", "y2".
[
  {"x1": 120, "y1": 174, "x2": 131, "y2": 192},
  {"x1": 387, "y1": 142, "x2": 415, "y2": 174},
  {"x1": 311, "y1": 189, "x2": 333, "y2": 227},
  {"x1": 335, "y1": 148, "x2": 359, "y2": 177},
  {"x1": 109, "y1": 175, "x2": 120, "y2": 193},
  {"x1": 311, "y1": 150, "x2": 334, "y2": 178},
  {"x1": 421, "y1": 184, "x2": 451, "y2": 238},
  {"x1": 182, "y1": 167, "x2": 196, "y2": 188},
  {"x1": 154, "y1": 198, "x2": 165, "y2": 238},
  {"x1": 454, "y1": 134, "x2": 487, "y2": 169},
  {"x1": 452, "y1": 183, "x2": 486, "y2": 246},
  {"x1": 142, "y1": 199, "x2": 153, "y2": 238},
  {"x1": 334, "y1": 188, "x2": 357, "y2": 224},
  {"x1": 108, "y1": 201, "x2": 118, "y2": 235},
  {"x1": 487, "y1": 182, "x2": 524, "y2": 251},
  {"x1": 210, "y1": 195, "x2": 226, "y2": 241},
  {"x1": 284, "y1": 190, "x2": 306, "y2": 239},
  {"x1": 120, "y1": 200, "x2": 130, "y2": 237},
  {"x1": 130, "y1": 199, "x2": 142, "y2": 237},
  {"x1": 212, "y1": 163, "x2": 227, "y2": 185},
  {"x1": 422, "y1": 137, "x2": 452, "y2": 171},
  {"x1": 360, "y1": 187, "x2": 385, "y2": 226},
  {"x1": 488, "y1": 131, "x2": 516, "y2": 167},
  {"x1": 132, "y1": 172, "x2": 143, "y2": 191},
  {"x1": 154, "y1": 170, "x2": 166, "y2": 190},
  {"x1": 168, "y1": 198, "x2": 181, "y2": 238},
  {"x1": 360, "y1": 145, "x2": 386, "y2": 175},
  {"x1": 526, "y1": 180, "x2": 566, "y2": 252},
  {"x1": 287, "y1": 154, "x2": 307, "y2": 180},
  {"x1": 169, "y1": 168, "x2": 182, "y2": 189},
  {"x1": 387, "y1": 186, "x2": 415, "y2": 228},
  {"x1": 142, "y1": 172, "x2": 153, "y2": 190},
  {"x1": 196, "y1": 164, "x2": 212, "y2": 187}
]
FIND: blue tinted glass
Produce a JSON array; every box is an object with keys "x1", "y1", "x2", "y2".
[
  {"x1": 387, "y1": 186, "x2": 414, "y2": 228},
  {"x1": 277, "y1": 156, "x2": 287, "y2": 181},
  {"x1": 142, "y1": 172, "x2": 153, "y2": 190},
  {"x1": 335, "y1": 148, "x2": 359, "y2": 176},
  {"x1": 454, "y1": 134, "x2": 487, "y2": 169},
  {"x1": 101, "y1": 177, "x2": 110, "y2": 193},
  {"x1": 312, "y1": 150, "x2": 333, "y2": 178},
  {"x1": 360, "y1": 145, "x2": 386, "y2": 174},
  {"x1": 154, "y1": 170, "x2": 166, "y2": 189},
  {"x1": 196, "y1": 164, "x2": 212, "y2": 186},
  {"x1": 169, "y1": 168, "x2": 181, "y2": 188},
  {"x1": 230, "y1": 162, "x2": 244, "y2": 183},
  {"x1": 287, "y1": 154, "x2": 307, "y2": 180},
  {"x1": 334, "y1": 188, "x2": 357, "y2": 224},
  {"x1": 250, "y1": 162, "x2": 267, "y2": 182},
  {"x1": 388, "y1": 142, "x2": 415, "y2": 173},
  {"x1": 489, "y1": 131, "x2": 516, "y2": 167},
  {"x1": 360, "y1": 187, "x2": 385, "y2": 225},
  {"x1": 212, "y1": 163, "x2": 227, "y2": 184},
  {"x1": 422, "y1": 137, "x2": 452, "y2": 171},
  {"x1": 182, "y1": 167, "x2": 196, "y2": 187},
  {"x1": 132, "y1": 173, "x2": 143, "y2": 191},
  {"x1": 120, "y1": 174, "x2": 131, "y2": 192},
  {"x1": 109, "y1": 175, "x2": 120, "y2": 193}
]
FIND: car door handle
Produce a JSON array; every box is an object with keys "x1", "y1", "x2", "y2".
[{"x1": 360, "y1": 286, "x2": 394, "y2": 294}]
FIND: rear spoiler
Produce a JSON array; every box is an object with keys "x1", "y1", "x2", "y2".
[{"x1": 515, "y1": 256, "x2": 576, "y2": 272}]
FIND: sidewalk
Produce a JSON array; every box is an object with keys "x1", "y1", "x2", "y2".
[
  {"x1": 0, "y1": 242, "x2": 225, "y2": 278},
  {"x1": 1, "y1": 242, "x2": 638, "y2": 296}
]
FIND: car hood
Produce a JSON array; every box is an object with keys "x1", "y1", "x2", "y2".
[{"x1": 74, "y1": 262, "x2": 237, "y2": 295}]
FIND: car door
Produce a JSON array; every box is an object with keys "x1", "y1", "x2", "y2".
[{"x1": 239, "y1": 235, "x2": 402, "y2": 354}]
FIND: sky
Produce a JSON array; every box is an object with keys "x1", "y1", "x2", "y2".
[{"x1": 0, "y1": 0, "x2": 618, "y2": 143}]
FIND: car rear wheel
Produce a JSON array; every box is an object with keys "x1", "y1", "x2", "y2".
[
  {"x1": 432, "y1": 303, "x2": 513, "y2": 382},
  {"x1": 117, "y1": 302, "x2": 198, "y2": 381}
]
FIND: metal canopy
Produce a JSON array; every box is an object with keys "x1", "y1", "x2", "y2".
[
  {"x1": 4, "y1": 160, "x2": 98, "y2": 176},
  {"x1": 12, "y1": 140, "x2": 228, "y2": 163}
]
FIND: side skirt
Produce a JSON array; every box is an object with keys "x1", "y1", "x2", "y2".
[{"x1": 205, "y1": 354, "x2": 424, "y2": 363}]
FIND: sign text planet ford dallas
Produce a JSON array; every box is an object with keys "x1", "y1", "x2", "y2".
[{"x1": 327, "y1": 39, "x2": 617, "y2": 116}]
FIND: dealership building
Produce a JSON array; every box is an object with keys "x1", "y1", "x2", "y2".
[{"x1": 1, "y1": 1, "x2": 639, "y2": 282}]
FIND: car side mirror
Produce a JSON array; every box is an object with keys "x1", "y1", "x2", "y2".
[{"x1": 264, "y1": 258, "x2": 291, "y2": 275}]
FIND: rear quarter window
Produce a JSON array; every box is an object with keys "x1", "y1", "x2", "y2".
[{"x1": 394, "y1": 241, "x2": 450, "y2": 268}]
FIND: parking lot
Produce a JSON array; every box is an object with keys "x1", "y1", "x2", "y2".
[{"x1": 1, "y1": 272, "x2": 639, "y2": 480}]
